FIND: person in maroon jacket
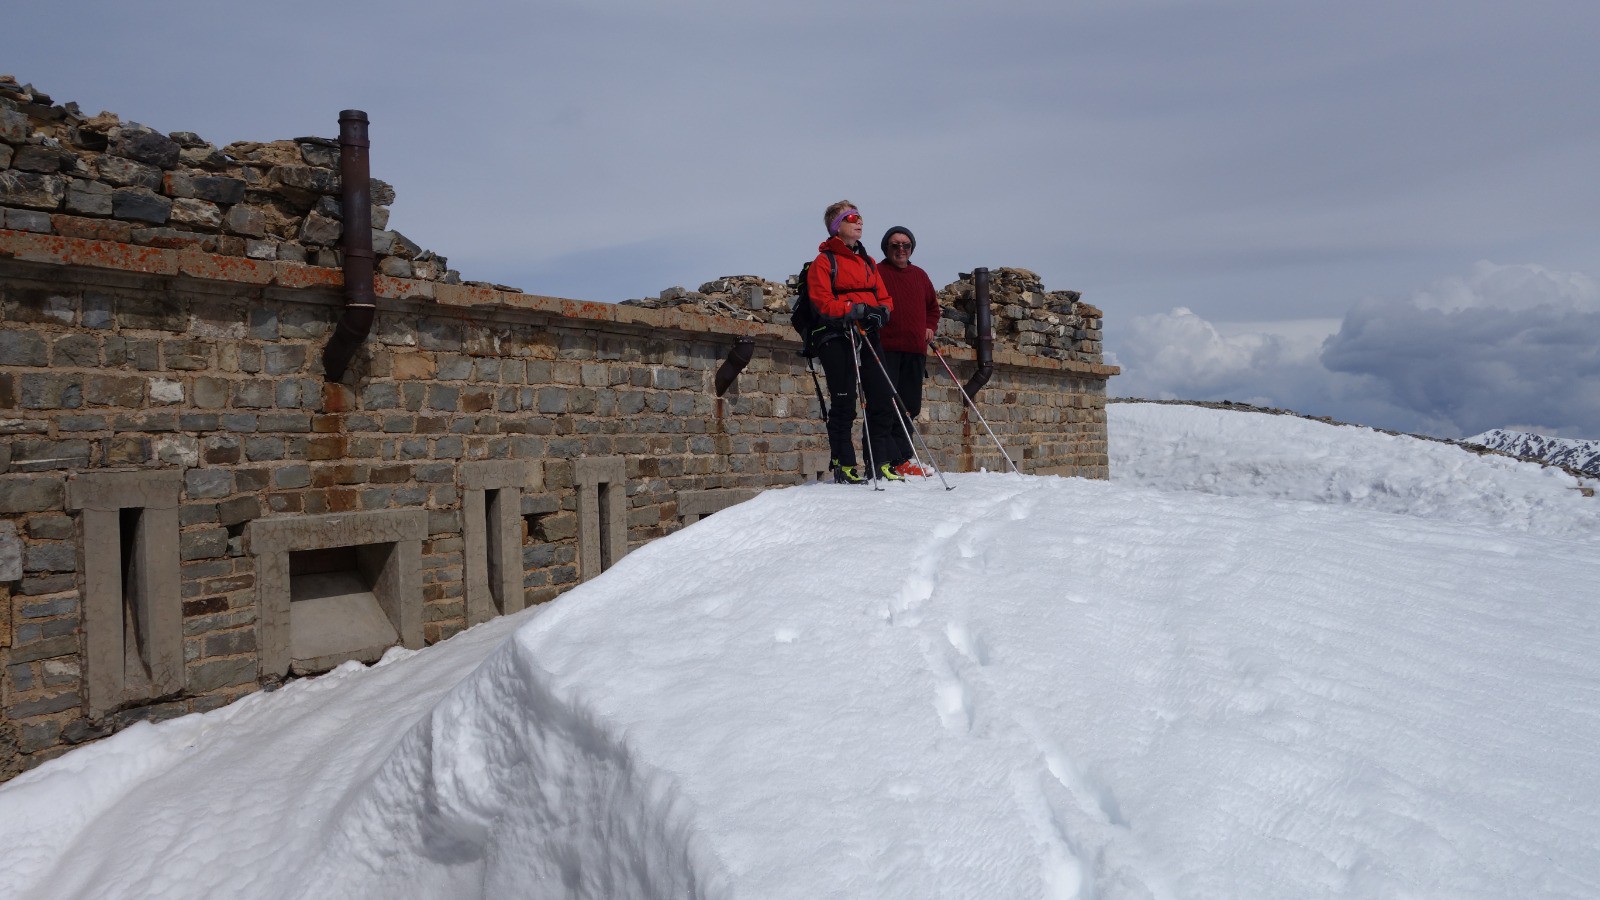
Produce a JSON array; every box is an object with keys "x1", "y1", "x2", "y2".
[
  {"x1": 807, "y1": 199, "x2": 899, "y2": 484},
  {"x1": 873, "y1": 225, "x2": 941, "y2": 477}
]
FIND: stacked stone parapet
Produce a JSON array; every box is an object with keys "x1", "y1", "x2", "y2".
[
  {"x1": 0, "y1": 76, "x2": 506, "y2": 290},
  {"x1": 627, "y1": 266, "x2": 1104, "y2": 366}
]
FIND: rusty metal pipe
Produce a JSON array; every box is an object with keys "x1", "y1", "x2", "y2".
[
  {"x1": 962, "y1": 266, "x2": 994, "y2": 398},
  {"x1": 714, "y1": 336, "x2": 756, "y2": 396},
  {"x1": 322, "y1": 109, "x2": 375, "y2": 383}
]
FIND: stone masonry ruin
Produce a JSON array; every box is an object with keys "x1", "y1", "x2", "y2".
[{"x1": 0, "y1": 77, "x2": 1118, "y2": 779}]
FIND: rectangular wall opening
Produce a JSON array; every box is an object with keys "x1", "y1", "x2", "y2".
[
  {"x1": 247, "y1": 509, "x2": 427, "y2": 680},
  {"x1": 596, "y1": 482, "x2": 614, "y2": 572},
  {"x1": 459, "y1": 460, "x2": 536, "y2": 627},
  {"x1": 574, "y1": 456, "x2": 628, "y2": 583},
  {"x1": 68, "y1": 471, "x2": 184, "y2": 718},
  {"x1": 118, "y1": 507, "x2": 151, "y2": 697},
  {"x1": 484, "y1": 489, "x2": 504, "y2": 612},
  {"x1": 287, "y1": 545, "x2": 401, "y2": 675}
]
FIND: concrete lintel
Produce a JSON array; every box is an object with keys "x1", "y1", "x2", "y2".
[
  {"x1": 459, "y1": 459, "x2": 542, "y2": 492},
  {"x1": 246, "y1": 508, "x2": 427, "y2": 555},
  {"x1": 573, "y1": 455, "x2": 626, "y2": 490},
  {"x1": 67, "y1": 469, "x2": 183, "y2": 511}
]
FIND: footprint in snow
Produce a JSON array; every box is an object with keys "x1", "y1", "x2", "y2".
[{"x1": 945, "y1": 621, "x2": 990, "y2": 666}]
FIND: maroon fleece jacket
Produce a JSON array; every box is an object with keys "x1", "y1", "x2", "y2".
[{"x1": 876, "y1": 261, "x2": 940, "y2": 354}]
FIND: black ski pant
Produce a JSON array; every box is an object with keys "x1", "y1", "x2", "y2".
[
  {"x1": 872, "y1": 349, "x2": 927, "y2": 468},
  {"x1": 816, "y1": 328, "x2": 895, "y2": 470}
]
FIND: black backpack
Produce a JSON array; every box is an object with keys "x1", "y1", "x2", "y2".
[{"x1": 791, "y1": 252, "x2": 832, "y2": 359}]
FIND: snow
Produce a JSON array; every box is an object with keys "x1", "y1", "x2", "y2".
[{"x1": 3, "y1": 402, "x2": 1597, "y2": 899}]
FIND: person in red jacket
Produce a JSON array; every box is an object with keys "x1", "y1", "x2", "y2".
[
  {"x1": 874, "y1": 226, "x2": 941, "y2": 477},
  {"x1": 807, "y1": 199, "x2": 899, "y2": 484}
]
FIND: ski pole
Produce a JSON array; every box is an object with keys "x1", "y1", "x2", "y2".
[
  {"x1": 849, "y1": 328, "x2": 884, "y2": 491},
  {"x1": 859, "y1": 326, "x2": 953, "y2": 491},
  {"x1": 929, "y1": 342, "x2": 1020, "y2": 474}
]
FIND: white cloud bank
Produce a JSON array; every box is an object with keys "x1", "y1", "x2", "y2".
[{"x1": 1109, "y1": 262, "x2": 1600, "y2": 439}]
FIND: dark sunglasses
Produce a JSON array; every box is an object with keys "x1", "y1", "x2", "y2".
[{"x1": 887, "y1": 241, "x2": 912, "y2": 250}]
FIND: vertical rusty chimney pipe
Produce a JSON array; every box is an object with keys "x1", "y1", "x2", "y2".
[
  {"x1": 962, "y1": 266, "x2": 994, "y2": 398},
  {"x1": 321, "y1": 109, "x2": 375, "y2": 382}
]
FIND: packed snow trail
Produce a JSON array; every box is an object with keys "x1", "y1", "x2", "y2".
[{"x1": 2, "y1": 405, "x2": 1597, "y2": 898}]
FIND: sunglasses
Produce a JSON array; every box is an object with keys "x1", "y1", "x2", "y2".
[
  {"x1": 887, "y1": 241, "x2": 912, "y2": 250},
  {"x1": 841, "y1": 213, "x2": 862, "y2": 224}
]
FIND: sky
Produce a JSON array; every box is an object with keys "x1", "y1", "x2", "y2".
[
  {"x1": 5, "y1": 1, "x2": 1599, "y2": 437},
  {"x1": 2, "y1": 403, "x2": 1596, "y2": 898}
]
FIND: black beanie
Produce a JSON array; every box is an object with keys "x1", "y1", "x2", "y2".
[{"x1": 880, "y1": 226, "x2": 915, "y2": 257}]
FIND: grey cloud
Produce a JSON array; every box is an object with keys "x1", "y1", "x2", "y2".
[
  {"x1": 1111, "y1": 262, "x2": 1600, "y2": 439},
  {"x1": 1321, "y1": 264, "x2": 1600, "y2": 438}
]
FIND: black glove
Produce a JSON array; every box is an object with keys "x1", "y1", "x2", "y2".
[
  {"x1": 847, "y1": 303, "x2": 869, "y2": 322},
  {"x1": 863, "y1": 305, "x2": 890, "y2": 329}
]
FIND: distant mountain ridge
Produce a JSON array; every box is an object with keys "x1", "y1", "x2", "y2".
[{"x1": 1467, "y1": 429, "x2": 1600, "y2": 477}]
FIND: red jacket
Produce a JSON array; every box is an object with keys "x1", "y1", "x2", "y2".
[
  {"x1": 807, "y1": 237, "x2": 892, "y2": 320},
  {"x1": 876, "y1": 261, "x2": 940, "y2": 354}
]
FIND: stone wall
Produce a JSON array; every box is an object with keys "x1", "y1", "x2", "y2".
[{"x1": 0, "y1": 79, "x2": 1117, "y2": 779}]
